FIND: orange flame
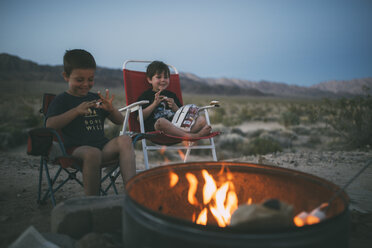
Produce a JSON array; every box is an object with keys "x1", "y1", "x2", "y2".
[
  {"x1": 159, "y1": 146, "x2": 166, "y2": 155},
  {"x1": 187, "y1": 169, "x2": 239, "y2": 227},
  {"x1": 196, "y1": 208, "x2": 208, "y2": 225},
  {"x1": 185, "y1": 173, "x2": 199, "y2": 206},
  {"x1": 178, "y1": 150, "x2": 186, "y2": 161},
  {"x1": 169, "y1": 171, "x2": 179, "y2": 188},
  {"x1": 202, "y1": 170, "x2": 217, "y2": 205},
  {"x1": 158, "y1": 146, "x2": 172, "y2": 164}
]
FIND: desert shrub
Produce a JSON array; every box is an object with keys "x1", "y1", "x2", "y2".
[
  {"x1": 305, "y1": 134, "x2": 322, "y2": 148},
  {"x1": 222, "y1": 116, "x2": 242, "y2": 127},
  {"x1": 291, "y1": 126, "x2": 311, "y2": 135},
  {"x1": 260, "y1": 130, "x2": 296, "y2": 149},
  {"x1": 218, "y1": 133, "x2": 245, "y2": 151},
  {"x1": 243, "y1": 137, "x2": 282, "y2": 155},
  {"x1": 303, "y1": 104, "x2": 321, "y2": 124},
  {"x1": 209, "y1": 107, "x2": 226, "y2": 124},
  {"x1": 231, "y1": 128, "x2": 245, "y2": 136},
  {"x1": 322, "y1": 93, "x2": 372, "y2": 149},
  {"x1": 0, "y1": 127, "x2": 26, "y2": 149},
  {"x1": 279, "y1": 111, "x2": 300, "y2": 127},
  {"x1": 0, "y1": 99, "x2": 43, "y2": 150},
  {"x1": 247, "y1": 129, "x2": 265, "y2": 139},
  {"x1": 239, "y1": 106, "x2": 253, "y2": 121}
]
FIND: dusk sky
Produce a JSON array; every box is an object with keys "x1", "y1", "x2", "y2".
[{"x1": 1, "y1": 0, "x2": 371, "y2": 86}]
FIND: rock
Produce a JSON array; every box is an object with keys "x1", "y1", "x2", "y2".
[
  {"x1": 51, "y1": 195, "x2": 125, "y2": 239},
  {"x1": 75, "y1": 232, "x2": 121, "y2": 248},
  {"x1": 230, "y1": 198, "x2": 294, "y2": 231},
  {"x1": 42, "y1": 232, "x2": 76, "y2": 248}
]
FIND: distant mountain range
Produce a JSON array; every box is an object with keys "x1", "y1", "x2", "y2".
[{"x1": 1, "y1": 53, "x2": 371, "y2": 97}]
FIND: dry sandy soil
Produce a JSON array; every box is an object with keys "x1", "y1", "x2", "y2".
[{"x1": 0, "y1": 145, "x2": 371, "y2": 248}]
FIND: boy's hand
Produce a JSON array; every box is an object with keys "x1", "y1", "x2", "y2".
[
  {"x1": 154, "y1": 90, "x2": 164, "y2": 105},
  {"x1": 75, "y1": 101, "x2": 96, "y2": 115},
  {"x1": 97, "y1": 89, "x2": 115, "y2": 112},
  {"x1": 165, "y1": 97, "x2": 176, "y2": 110}
]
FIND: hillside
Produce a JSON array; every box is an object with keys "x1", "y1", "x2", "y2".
[
  {"x1": 180, "y1": 72, "x2": 372, "y2": 97},
  {"x1": 1, "y1": 53, "x2": 371, "y2": 97}
]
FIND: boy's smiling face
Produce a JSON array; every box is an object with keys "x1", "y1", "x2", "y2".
[
  {"x1": 63, "y1": 68, "x2": 95, "y2": 97},
  {"x1": 147, "y1": 71, "x2": 170, "y2": 92}
]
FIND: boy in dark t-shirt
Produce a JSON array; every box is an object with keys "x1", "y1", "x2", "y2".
[
  {"x1": 47, "y1": 91, "x2": 110, "y2": 149},
  {"x1": 137, "y1": 61, "x2": 211, "y2": 138},
  {"x1": 46, "y1": 49, "x2": 135, "y2": 195}
]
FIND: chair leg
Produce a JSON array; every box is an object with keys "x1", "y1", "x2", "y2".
[
  {"x1": 43, "y1": 162, "x2": 57, "y2": 207},
  {"x1": 184, "y1": 142, "x2": 193, "y2": 163},
  {"x1": 41, "y1": 167, "x2": 62, "y2": 203},
  {"x1": 100, "y1": 166, "x2": 120, "y2": 195},
  {"x1": 142, "y1": 139, "x2": 150, "y2": 170},
  {"x1": 106, "y1": 171, "x2": 120, "y2": 195},
  {"x1": 210, "y1": 138, "x2": 218, "y2": 161},
  {"x1": 37, "y1": 158, "x2": 44, "y2": 204}
]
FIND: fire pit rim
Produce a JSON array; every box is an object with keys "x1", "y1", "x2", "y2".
[
  {"x1": 125, "y1": 161, "x2": 349, "y2": 233},
  {"x1": 124, "y1": 188, "x2": 348, "y2": 235}
]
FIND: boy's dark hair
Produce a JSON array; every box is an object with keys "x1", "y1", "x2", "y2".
[
  {"x1": 63, "y1": 49, "x2": 96, "y2": 76},
  {"x1": 146, "y1": 61, "x2": 170, "y2": 79}
]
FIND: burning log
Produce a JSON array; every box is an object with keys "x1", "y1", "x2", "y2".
[{"x1": 230, "y1": 199, "x2": 294, "y2": 231}]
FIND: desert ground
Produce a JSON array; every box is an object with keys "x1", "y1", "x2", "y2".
[
  {"x1": 1, "y1": 93, "x2": 372, "y2": 247},
  {"x1": 0, "y1": 120, "x2": 372, "y2": 248}
]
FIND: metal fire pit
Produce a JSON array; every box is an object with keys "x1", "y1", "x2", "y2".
[{"x1": 123, "y1": 162, "x2": 349, "y2": 248}]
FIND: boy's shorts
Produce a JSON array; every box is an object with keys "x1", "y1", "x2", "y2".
[
  {"x1": 66, "y1": 139, "x2": 110, "y2": 155},
  {"x1": 171, "y1": 104, "x2": 199, "y2": 132}
]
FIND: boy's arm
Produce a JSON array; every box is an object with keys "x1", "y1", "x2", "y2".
[
  {"x1": 142, "y1": 101, "x2": 158, "y2": 120},
  {"x1": 107, "y1": 108, "x2": 124, "y2": 125},
  {"x1": 142, "y1": 90, "x2": 163, "y2": 120}
]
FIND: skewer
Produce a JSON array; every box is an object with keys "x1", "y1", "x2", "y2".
[{"x1": 295, "y1": 159, "x2": 372, "y2": 226}]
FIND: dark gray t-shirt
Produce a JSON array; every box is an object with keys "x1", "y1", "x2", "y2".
[
  {"x1": 46, "y1": 92, "x2": 110, "y2": 149},
  {"x1": 137, "y1": 89, "x2": 182, "y2": 131}
]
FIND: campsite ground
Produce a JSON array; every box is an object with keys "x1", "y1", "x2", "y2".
[
  {"x1": 1, "y1": 93, "x2": 372, "y2": 247},
  {"x1": 0, "y1": 135, "x2": 371, "y2": 248}
]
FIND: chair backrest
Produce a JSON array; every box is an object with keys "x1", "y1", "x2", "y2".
[
  {"x1": 40, "y1": 93, "x2": 65, "y2": 143},
  {"x1": 123, "y1": 68, "x2": 183, "y2": 132},
  {"x1": 40, "y1": 93, "x2": 56, "y2": 117},
  {"x1": 27, "y1": 93, "x2": 59, "y2": 156}
]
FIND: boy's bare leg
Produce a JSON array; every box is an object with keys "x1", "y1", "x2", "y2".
[
  {"x1": 72, "y1": 146, "x2": 102, "y2": 195},
  {"x1": 190, "y1": 115, "x2": 207, "y2": 133},
  {"x1": 155, "y1": 118, "x2": 211, "y2": 138},
  {"x1": 102, "y1": 135, "x2": 136, "y2": 184}
]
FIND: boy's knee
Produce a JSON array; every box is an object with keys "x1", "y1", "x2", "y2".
[
  {"x1": 198, "y1": 116, "x2": 207, "y2": 125},
  {"x1": 74, "y1": 147, "x2": 102, "y2": 168},
  {"x1": 117, "y1": 135, "x2": 132, "y2": 147},
  {"x1": 155, "y1": 118, "x2": 167, "y2": 130}
]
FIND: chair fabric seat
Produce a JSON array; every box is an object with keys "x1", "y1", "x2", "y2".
[{"x1": 133, "y1": 131, "x2": 220, "y2": 146}]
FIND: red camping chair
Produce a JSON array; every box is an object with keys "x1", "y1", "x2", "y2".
[
  {"x1": 27, "y1": 93, "x2": 121, "y2": 206},
  {"x1": 119, "y1": 60, "x2": 220, "y2": 170}
]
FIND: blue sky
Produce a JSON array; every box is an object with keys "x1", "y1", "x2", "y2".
[{"x1": 1, "y1": 0, "x2": 371, "y2": 86}]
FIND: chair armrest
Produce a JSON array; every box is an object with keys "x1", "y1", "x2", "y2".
[
  {"x1": 27, "y1": 127, "x2": 66, "y2": 156},
  {"x1": 198, "y1": 100, "x2": 220, "y2": 112},
  {"x1": 118, "y1": 100, "x2": 149, "y2": 113}
]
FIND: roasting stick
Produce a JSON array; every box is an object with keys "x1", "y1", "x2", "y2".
[
  {"x1": 327, "y1": 158, "x2": 372, "y2": 206},
  {"x1": 294, "y1": 159, "x2": 372, "y2": 226}
]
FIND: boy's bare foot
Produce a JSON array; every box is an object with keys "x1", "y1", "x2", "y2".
[{"x1": 196, "y1": 125, "x2": 212, "y2": 137}]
